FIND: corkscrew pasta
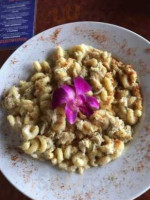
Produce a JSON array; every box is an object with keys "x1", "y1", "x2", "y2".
[{"x1": 2, "y1": 44, "x2": 143, "y2": 174}]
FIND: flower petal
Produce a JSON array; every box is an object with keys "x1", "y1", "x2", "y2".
[
  {"x1": 86, "y1": 96, "x2": 99, "y2": 109},
  {"x1": 78, "y1": 94, "x2": 94, "y2": 116},
  {"x1": 79, "y1": 104, "x2": 94, "y2": 116},
  {"x1": 61, "y1": 85, "x2": 75, "y2": 100},
  {"x1": 74, "y1": 76, "x2": 91, "y2": 95},
  {"x1": 52, "y1": 85, "x2": 75, "y2": 109},
  {"x1": 52, "y1": 88, "x2": 69, "y2": 109},
  {"x1": 65, "y1": 103, "x2": 77, "y2": 124},
  {"x1": 78, "y1": 95, "x2": 99, "y2": 116}
]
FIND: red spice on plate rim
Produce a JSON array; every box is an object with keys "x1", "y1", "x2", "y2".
[
  {"x1": 74, "y1": 26, "x2": 109, "y2": 43},
  {"x1": 11, "y1": 154, "x2": 19, "y2": 161},
  {"x1": 60, "y1": 185, "x2": 65, "y2": 189},
  {"x1": 138, "y1": 59, "x2": 150, "y2": 76},
  {"x1": 10, "y1": 58, "x2": 18, "y2": 65},
  {"x1": 85, "y1": 192, "x2": 92, "y2": 199},
  {"x1": 22, "y1": 44, "x2": 28, "y2": 48},
  {"x1": 50, "y1": 28, "x2": 62, "y2": 43},
  {"x1": 90, "y1": 31, "x2": 108, "y2": 43},
  {"x1": 126, "y1": 48, "x2": 137, "y2": 56},
  {"x1": 37, "y1": 35, "x2": 45, "y2": 41},
  {"x1": 136, "y1": 161, "x2": 145, "y2": 172},
  {"x1": 99, "y1": 187, "x2": 104, "y2": 194},
  {"x1": 144, "y1": 155, "x2": 150, "y2": 161},
  {"x1": 145, "y1": 48, "x2": 150, "y2": 53}
]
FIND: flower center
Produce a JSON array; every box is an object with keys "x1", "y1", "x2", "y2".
[{"x1": 69, "y1": 97, "x2": 82, "y2": 111}]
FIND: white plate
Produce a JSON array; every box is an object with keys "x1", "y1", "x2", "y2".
[{"x1": 0, "y1": 22, "x2": 150, "y2": 200}]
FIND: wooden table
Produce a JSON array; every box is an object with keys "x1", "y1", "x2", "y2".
[{"x1": 0, "y1": 0, "x2": 150, "y2": 199}]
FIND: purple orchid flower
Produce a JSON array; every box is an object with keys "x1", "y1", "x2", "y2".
[{"x1": 52, "y1": 76, "x2": 99, "y2": 124}]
